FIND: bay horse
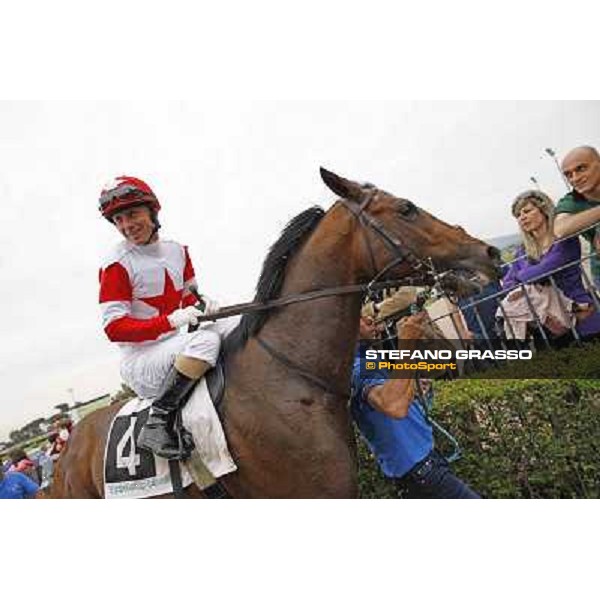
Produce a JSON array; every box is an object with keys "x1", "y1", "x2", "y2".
[{"x1": 51, "y1": 168, "x2": 499, "y2": 498}]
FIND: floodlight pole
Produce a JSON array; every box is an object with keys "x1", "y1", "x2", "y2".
[{"x1": 545, "y1": 147, "x2": 571, "y2": 191}]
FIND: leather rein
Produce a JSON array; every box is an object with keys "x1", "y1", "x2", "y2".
[{"x1": 193, "y1": 193, "x2": 435, "y2": 325}]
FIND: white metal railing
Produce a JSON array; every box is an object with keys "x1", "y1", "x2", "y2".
[{"x1": 374, "y1": 238, "x2": 600, "y2": 372}]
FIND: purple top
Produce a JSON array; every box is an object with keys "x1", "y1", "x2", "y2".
[{"x1": 502, "y1": 237, "x2": 600, "y2": 337}]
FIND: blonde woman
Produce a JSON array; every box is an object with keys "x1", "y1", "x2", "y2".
[{"x1": 501, "y1": 190, "x2": 600, "y2": 339}]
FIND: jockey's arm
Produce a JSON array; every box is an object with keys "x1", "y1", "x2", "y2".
[
  {"x1": 99, "y1": 262, "x2": 202, "y2": 343},
  {"x1": 103, "y1": 314, "x2": 173, "y2": 342},
  {"x1": 99, "y1": 263, "x2": 173, "y2": 342},
  {"x1": 103, "y1": 308, "x2": 203, "y2": 342}
]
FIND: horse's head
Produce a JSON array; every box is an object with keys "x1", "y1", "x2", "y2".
[{"x1": 320, "y1": 168, "x2": 500, "y2": 294}]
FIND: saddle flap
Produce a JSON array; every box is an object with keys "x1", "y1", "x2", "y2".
[
  {"x1": 180, "y1": 378, "x2": 237, "y2": 479},
  {"x1": 205, "y1": 357, "x2": 225, "y2": 409}
]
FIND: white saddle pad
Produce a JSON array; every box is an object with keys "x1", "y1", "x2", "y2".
[
  {"x1": 104, "y1": 378, "x2": 236, "y2": 499},
  {"x1": 181, "y1": 377, "x2": 237, "y2": 479}
]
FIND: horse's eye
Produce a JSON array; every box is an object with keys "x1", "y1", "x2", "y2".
[{"x1": 398, "y1": 200, "x2": 417, "y2": 216}]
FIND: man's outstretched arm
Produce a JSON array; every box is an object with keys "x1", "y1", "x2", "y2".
[{"x1": 554, "y1": 207, "x2": 600, "y2": 238}]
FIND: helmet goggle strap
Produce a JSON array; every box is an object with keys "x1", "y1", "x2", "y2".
[
  {"x1": 147, "y1": 211, "x2": 161, "y2": 244},
  {"x1": 100, "y1": 184, "x2": 148, "y2": 207}
]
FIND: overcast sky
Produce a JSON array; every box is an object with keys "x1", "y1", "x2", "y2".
[{"x1": 1, "y1": 100, "x2": 598, "y2": 440}]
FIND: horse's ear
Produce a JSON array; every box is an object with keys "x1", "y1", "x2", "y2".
[{"x1": 320, "y1": 167, "x2": 363, "y2": 202}]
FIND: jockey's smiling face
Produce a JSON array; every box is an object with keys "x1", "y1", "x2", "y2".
[{"x1": 112, "y1": 205, "x2": 157, "y2": 245}]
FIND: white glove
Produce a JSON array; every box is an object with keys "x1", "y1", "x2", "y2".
[
  {"x1": 168, "y1": 306, "x2": 203, "y2": 329},
  {"x1": 200, "y1": 295, "x2": 220, "y2": 316}
]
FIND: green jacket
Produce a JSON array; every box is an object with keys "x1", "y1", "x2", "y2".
[{"x1": 555, "y1": 190, "x2": 600, "y2": 278}]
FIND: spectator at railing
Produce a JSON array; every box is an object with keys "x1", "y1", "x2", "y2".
[
  {"x1": 500, "y1": 190, "x2": 600, "y2": 342},
  {"x1": 554, "y1": 146, "x2": 600, "y2": 288}
]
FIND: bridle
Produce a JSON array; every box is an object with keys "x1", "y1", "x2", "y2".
[
  {"x1": 252, "y1": 191, "x2": 444, "y2": 398},
  {"x1": 193, "y1": 192, "x2": 444, "y2": 326},
  {"x1": 192, "y1": 189, "x2": 486, "y2": 399},
  {"x1": 190, "y1": 192, "x2": 463, "y2": 397}
]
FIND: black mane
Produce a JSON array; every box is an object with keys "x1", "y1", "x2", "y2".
[{"x1": 223, "y1": 206, "x2": 325, "y2": 355}]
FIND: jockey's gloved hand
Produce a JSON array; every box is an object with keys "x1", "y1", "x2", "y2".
[
  {"x1": 198, "y1": 295, "x2": 220, "y2": 316},
  {"x1": 168, "y1": 306, "x2": 204, "y2": 329}
]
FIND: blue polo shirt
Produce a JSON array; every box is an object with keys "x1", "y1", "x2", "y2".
[
  {"x1": 350, "y1": 345, "x2": 434, "y2": 478},
  {"x1": 0, "y1": 472, "x2": 39, "y2": 499}
]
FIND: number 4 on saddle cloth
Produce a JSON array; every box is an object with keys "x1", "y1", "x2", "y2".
[{"x1": 104, "y1": 368, "x2": 237, "y2": 499}]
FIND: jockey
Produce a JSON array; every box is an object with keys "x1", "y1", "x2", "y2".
[{"x1": 98, "y1": 176, "x2": 235, "y2": 460}]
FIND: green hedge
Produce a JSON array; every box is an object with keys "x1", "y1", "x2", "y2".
[
  {"x1": 357, "y1": 344, "x2": 600, "y2": 498},
  {"x1": 466, "y1": 339, "x2": 600, "y2": 380},
  {"x1": 432, "y1": 379, "x2": 600, "y2": 498}
]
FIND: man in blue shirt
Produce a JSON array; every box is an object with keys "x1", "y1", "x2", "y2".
[
  {"x1": 0, "y1": 468, "x2": 39, "y2": 499},
  {"x1": 351, "y1": 306, "x2": 480, "y2": 499}
]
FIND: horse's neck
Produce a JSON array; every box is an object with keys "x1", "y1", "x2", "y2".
[
  {"x1": 221, "y1": 217, "x2": 362, "y2": 497},
  {"x1": 259, "y1": 218, "x2": 365, "y2": 387}
]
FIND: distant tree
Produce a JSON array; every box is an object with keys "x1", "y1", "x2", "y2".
[
  {"x1": 54, "y1": 403, "x2": 70, "y2": 413},
  {"x1": 21, "y1": 418, "x2": 46, "y2": 437},
  {"x1": 9, "y1": 430, "x2": 27, "y2": 444}
]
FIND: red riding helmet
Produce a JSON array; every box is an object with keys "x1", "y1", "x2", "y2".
[{"x1": 99, "y1": 176, "x2": 161, "y2": 221}]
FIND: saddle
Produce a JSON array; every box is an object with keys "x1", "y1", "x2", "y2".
[{"x1": 104, "y1": 359, "x2": 235, "y2": 499}]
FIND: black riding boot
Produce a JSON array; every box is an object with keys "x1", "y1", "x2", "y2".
[{"x1": 137, "y1": 367, "x2": 197, "y2": 460}]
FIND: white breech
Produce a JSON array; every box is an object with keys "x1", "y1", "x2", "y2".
[{"x1": 119, "y1": 316, "x2": 240, "y2": 401}]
